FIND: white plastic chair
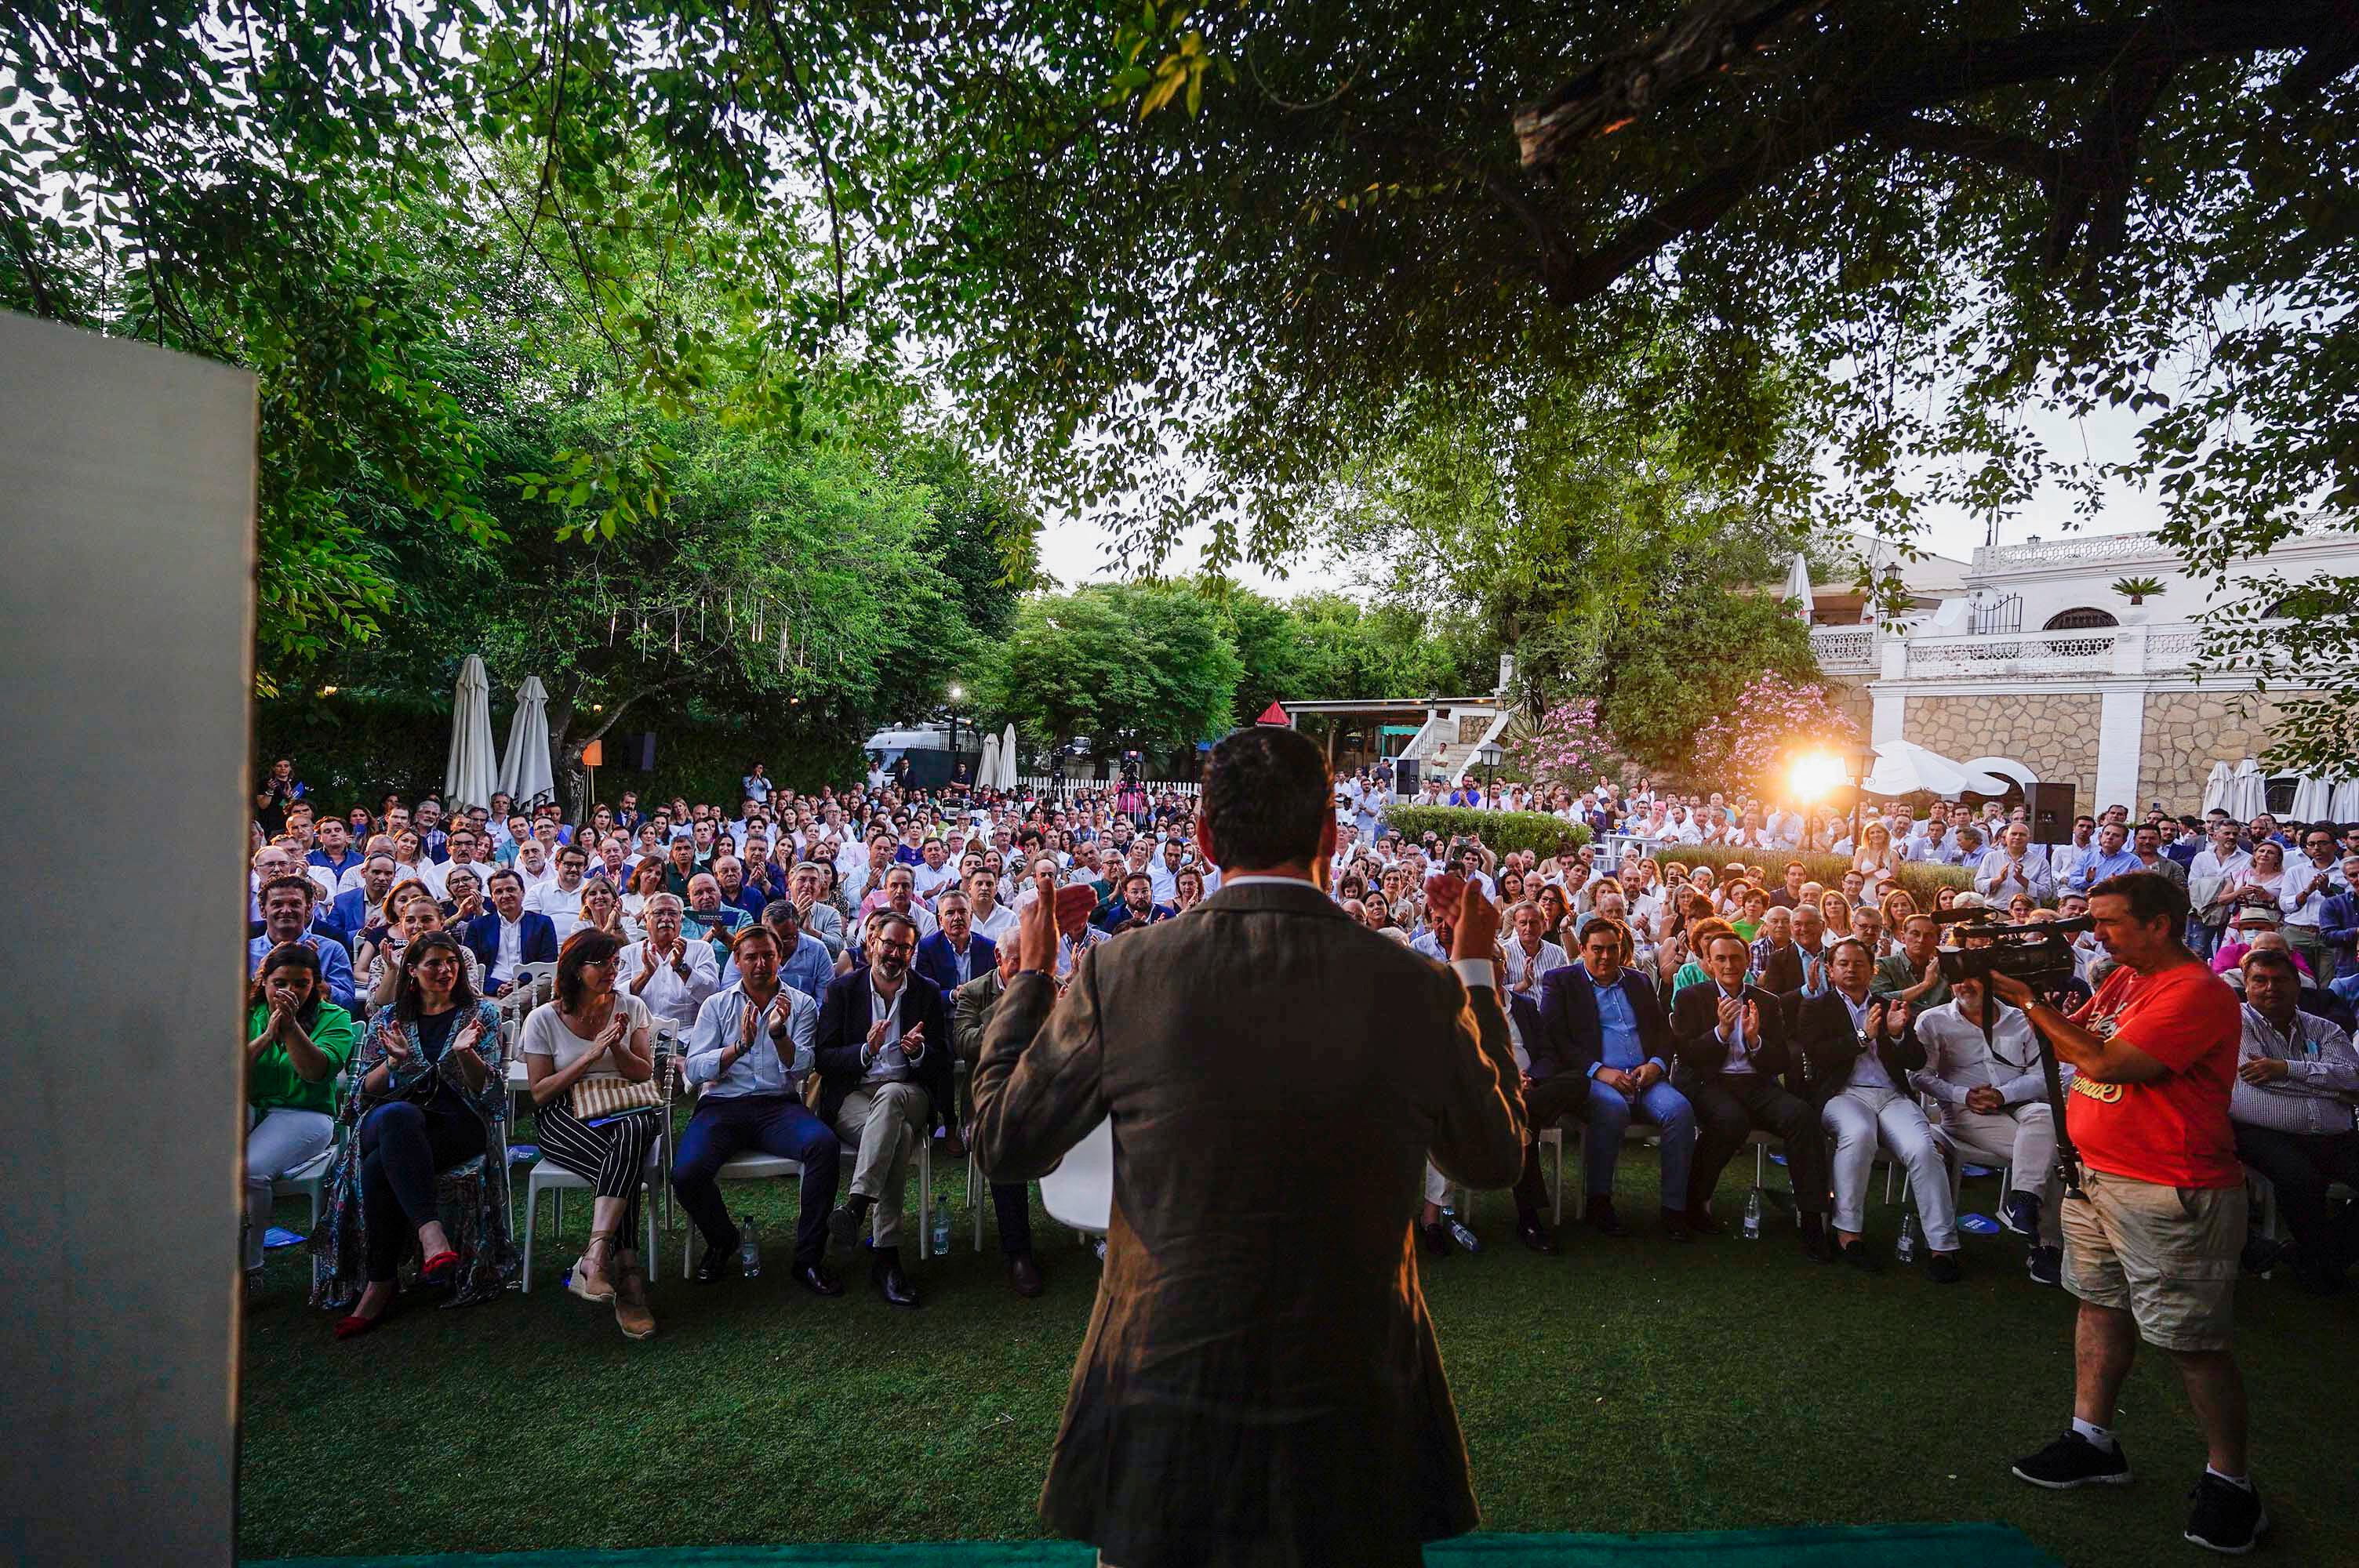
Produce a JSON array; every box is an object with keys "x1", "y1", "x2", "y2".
[
  {"x1": 521, "y1": 1148, "x2": 660, "y2": 1294},
  {"x1": 672, "y1": 1083, "x2": 936, "y2": 1276},
  {"x1": 269, "y1": 1147, "x2": 337, "y2": 1232},
  {"x1": 1040, "y1": 1116, "x2": 1114, "y2": 1241}
]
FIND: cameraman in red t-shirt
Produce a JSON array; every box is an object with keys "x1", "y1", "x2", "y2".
[{"x1": 1988, "y1": 871, "x2": 2263, "y2": 1555}]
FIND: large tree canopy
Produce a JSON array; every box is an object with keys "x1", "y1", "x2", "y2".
[{"x1": 7, "y1": 2, "x2": 2353, "y2": 762}]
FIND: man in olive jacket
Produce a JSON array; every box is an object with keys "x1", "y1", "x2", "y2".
[{"x1": 972, "y1": 726, "x2": 1527, "y2": 1568}]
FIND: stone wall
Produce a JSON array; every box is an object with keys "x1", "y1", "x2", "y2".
[
  {"x1": 1903, "y1": 693, "x2": 2103, "y2": 800},
  {"x1": 1824, "y1": 677, "x2": 1873, "y2": 737},
  {"x1": 2141, "y1": 690, "x2": 2303, "y2": 812}
]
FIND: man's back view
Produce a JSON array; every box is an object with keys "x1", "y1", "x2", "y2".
[{"x1": 973, "y1": 727, "x2": 1526, "y2": 1568}]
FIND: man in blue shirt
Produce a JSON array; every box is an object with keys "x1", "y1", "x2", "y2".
[
  {"x1": 2073, "y1": 820, "x2": 2142, "y2": 894},
  {"x1": 1528, "y1": 916, "x2": 1697, "y2": 1240},
  {"x1": 249, "y1": 876, "x2": 357, "y2": 1010},
  {"x1": 307, "y1": 816, "x2": 365, "y2": 885}
]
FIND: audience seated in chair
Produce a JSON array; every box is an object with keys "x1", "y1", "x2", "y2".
[
  {"x1": 1529, "y1": 916, "x2": 1697, "y2": 1242},
  {"x1": 1793, "y1": 938, "x2": 1961, "y2": 1282},
  {"x1": 245, "y1": 942, "x2": 358, "y2": 1289},
  {"x1": 310, "y1": 931, "x2": 517, "y2": 1332},
  {"x1": 521, "y1": 928, "x2": 663, "y2": 1338},
  {"x1": 2232, "y1": 948, "x2": 2359, "y2": 1294},
  {"x1": 816, "y1": 909, "x2": 952, "y2": 1308},
  {"x1": 671, "y1": 924, "x2": 842, "y2": 1296}
]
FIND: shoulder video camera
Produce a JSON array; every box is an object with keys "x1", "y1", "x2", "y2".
[{"x1": 1932, "y1": 907, "x2": 2092, "y2": 987}]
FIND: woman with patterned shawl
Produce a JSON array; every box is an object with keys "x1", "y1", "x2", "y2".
[{"x1": 310, "y1": 929, "x2": 518, "y2": 1331}]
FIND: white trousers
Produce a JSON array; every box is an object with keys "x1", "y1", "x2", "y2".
[
  {"x1": 1423, "y1": 1160, "x2": 1452, "y2": 1206},
  {"x1": 244, "y1": 1106, "x2": 335, "y2": 1269},
  {"x1": 1935, "y1": 1101, "x2": 2061, "y2": 1239},
  {"x1": 1822, "y1": 1083, "x2": 1958, "y2": 1250}
]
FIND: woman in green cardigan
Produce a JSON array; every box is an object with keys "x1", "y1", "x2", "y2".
[{"x1": 245, "y1": 942, "x2": 358, "y2": 1287}]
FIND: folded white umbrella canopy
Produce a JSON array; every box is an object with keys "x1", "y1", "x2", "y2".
[
  {"x1": 443, "y1": 655, "x2": 500, "y2": 813},
  {"x1": 2228, "y1": 756, "x2": 2267, "y2": 820},
  {"x1": 2201, "y1": 760, "x2": 2234, "y2": 815},
  {"x1": 1001, "y1": 724, "x2": 1020, "y2": 788},
  {"x1": 2332, "y1": 776, "x2": 2359, "y2": 822},
  {"x1": 2289, "y1": 775, "x2": 2332, "y2": 822},
  {"x1": 1783, "y1": 553, "x2": 1815, "y2": 621},
  {"x1": 977, "y1": 732, "x2": 1001, "y2": 792},
  {"x1": 1861, "y1": 739, "x2": 2007, "y2": 799},
  {"x1": 496, "y1": 675, "x2": 556, "y2": 808}
]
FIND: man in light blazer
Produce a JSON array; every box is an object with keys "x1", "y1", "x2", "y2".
[{"x1": 973, "y1": 725, "x2": 1525, "y2": 1568}]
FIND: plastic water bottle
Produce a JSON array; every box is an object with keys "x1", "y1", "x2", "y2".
[
  {"x1": 737, "y1": 1214, "x2": 761, "y2": 1278},
  {"x1": 931, "y1": 1198, "x2": 952, "y2": 1257},
  {"x1": 1445, "y1": 1205, "x2": 1481, "y2": 1254},
  {"x1": 1743, "y1": 1187, "x2": 1763, "y2": 1240},
  {"x1": 1896, "y1": 1211, "x2": 1919, "y2": 1265}
]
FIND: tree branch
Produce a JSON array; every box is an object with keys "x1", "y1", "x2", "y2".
[
  {"x1": 1515, "y1": 0, "x2": 1832, "y2": 172},
  {"x1": 1523, "y1": 2, "x2": 2336, "y2": 307},
  {"x1": 1873, "y1": 114, "x2": 2065, "y2": 191}
]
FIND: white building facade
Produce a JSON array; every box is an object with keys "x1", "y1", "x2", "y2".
[{"x1": 1808, "y1": 518, "x2": 2339, "y2": 815}]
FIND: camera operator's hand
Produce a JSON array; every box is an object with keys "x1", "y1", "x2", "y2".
[{"x1": 1986, "y1": 970, "x2": 2035, "y2": 1010}]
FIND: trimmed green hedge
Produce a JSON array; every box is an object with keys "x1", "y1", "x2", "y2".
[
  {"x1": 1387, "y1": 806, "x2": 1592, "y2": 858},
  {"x1": 1642, "y1": 844, "x2": 1971, "y2": 903}
]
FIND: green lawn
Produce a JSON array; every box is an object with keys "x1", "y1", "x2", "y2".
[{"x1": 237, "y1": 1148, "x2": 2359, "y2": 1566}]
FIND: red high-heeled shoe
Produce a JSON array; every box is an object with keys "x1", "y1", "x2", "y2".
[{"x1": 333, "y1": 1309, "x2": 385, "y2": 1341}]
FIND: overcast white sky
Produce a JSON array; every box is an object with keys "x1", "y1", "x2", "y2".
[{"x1": 1033, "y1": 397, "x2": 2169, "y2": 598}]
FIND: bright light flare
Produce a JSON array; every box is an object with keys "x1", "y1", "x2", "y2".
[{"x1": 1789, "y1": 750, "x2": 1848, "y2": 802}]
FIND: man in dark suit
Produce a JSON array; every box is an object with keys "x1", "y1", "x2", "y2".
[
  {"x1": 1672, "y1": 928, "x2": 1834, "y2": 1259},
  {"x1": 460, "y1": 867, "x2": 558, "y2": 996},
  {"x1": 973, "y1": 725, "x2": 1525, "y2": 1568},
  {"x1": 915, "y1": 891, "x2": 996, "y2": 994},
  {"x1": 1526, "y1": 916, "x2": 1698, "y2": 1240},
  {"x1": 952, "y1": 939, "x2": 1044, "y2": 1297},
  {"x1": 813, "y1": 909, "x2": 953, "y2": 1308}
]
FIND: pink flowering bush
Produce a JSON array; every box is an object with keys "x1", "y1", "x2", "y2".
[
  {"x1": 1688, "y1": 674, "x2": 1859, "y2": 796},
  {"x1": 1509, "y1": 699, "x2": 1616, "y2": 787}
]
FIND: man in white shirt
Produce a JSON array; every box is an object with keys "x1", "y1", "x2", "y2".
[
  {"x1": 911, "y1": 837, "x2": 958, "y2": 902},
  {"x1": 2230, "y1": 949, "x2": 2359, "y2": 1293},
  {"x1": 1910, "y1": 817, "x2": 1959, "y2": 865},
  {"x1": 514, "y1": 837, "x2": 558, "y2": 892},
  {"x1": 1976, "y1": 823, "x2": 2053, "y2": 902},
  {"x1": 2186, "y1": 820, "x2": 2254, "y2": 960},
  {"x1": 1501, "y1": 902, "x2": 1567, "y2": 997},
  {"x1": 527, "y1": 842, "x2": 591, "y2": 935},
  {"x1": 620, "y1": 893, "x2": 722, "y2": 1028},
  {"x1": 1912, "y1": 971, "x2": 2063, "y2": 1284},
  {"x1": 2277, "y1": 826, "x2": 2349, "y2": 979}
]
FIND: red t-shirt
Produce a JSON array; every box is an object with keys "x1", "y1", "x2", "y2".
[{"x1": 2066, "y1": 960, "x2": 2242, "y2": 1189}]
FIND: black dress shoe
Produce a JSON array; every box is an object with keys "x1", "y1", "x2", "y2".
[
  {"x1": 693, "y1": 1241, "x2": 741, "y2": 1284},
  {"x1": 1515, "y1": 1217, "x2": 1558, "y2": 1255},
  {"x1": 1840, "y1": 1239, "x2": 1882, "y2": 1273},
  {"x1": 827, "y1": 1203, "x2": 865, "y2": 1250},
  {"x1": 1419, "y1": 1221, "x2": 1452, "y2": 1258},
  {"x1": 1800, "y1": 1222, "x2": 1835, "y2": 1265},
  {"x1": 1585, "y1": 1199, "x2": 1630, "y2": 1238},
  {"x1": 1686, "y1": 1207, "x2": 1728, "y2": 1237},
  {"x1": 1009, "y1": 1254, "x2": 1045, "y2": 1297},
  {"x1": 1661, "y1": 1210, "x2": 1694, "y2": 1243},
  {"x1": 874, "y1": 1263, "x2": 920, "y2": 1308},
  {"x1": 793, "y1": 1262, "x2": 842, "y2": 1297}
]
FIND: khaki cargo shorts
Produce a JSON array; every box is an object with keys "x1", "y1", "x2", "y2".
[{"x1": 2061, "y1": 1164, "x2": 2246, "y2": 1352}]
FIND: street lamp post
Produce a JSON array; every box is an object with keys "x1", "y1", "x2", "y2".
[
  {"x1": 946, "y1": 683, "x2": 965, "y2": 776},
  {"x1": 1847, "y1": 742, "x2": 1874, "y2": 852},
  {"x1": 1478, "y1": 739, "x2": 1503, "y2": 798}
]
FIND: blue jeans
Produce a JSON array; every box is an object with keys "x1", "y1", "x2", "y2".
[
  {"x1": 1582, "y1": 1075, "x2": 1696, "y2": 1206},
  {"x1": 671, "y1": 1094, "x2": 841, "y2": 1269}
]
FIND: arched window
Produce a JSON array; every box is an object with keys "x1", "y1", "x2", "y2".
[{"x1": 2043, "y1": 607, "x2": 2118, "y2": 631}]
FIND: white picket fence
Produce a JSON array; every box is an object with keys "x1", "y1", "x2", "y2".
[{"x1": 1014, "y1": 773, "x2": 1201, "y2": 798}]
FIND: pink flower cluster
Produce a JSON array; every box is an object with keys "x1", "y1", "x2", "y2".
[
  {"x1": 1510, "y1": 699, "x2": 1612, "y2": 784},
  {"x1": 1690, "y1": 674, "x2": 1859, "y2": 795}
]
